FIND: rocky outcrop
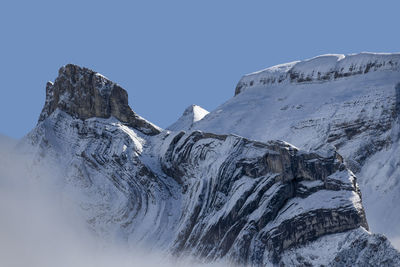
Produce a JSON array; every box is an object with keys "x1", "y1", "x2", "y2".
[
  {"x1": 38, "y1": 64, "x2": 161, "y2": 135},
  {"x1": 160, "y1": 131, "x2": 368, "y2": 264},
  {"x1": 280, "y1": 228, "x2": 400, "y2": 267}
]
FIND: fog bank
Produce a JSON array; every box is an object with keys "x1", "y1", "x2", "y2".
[{"x1": 0, "y1": 137, "x2": 228, "y2": 267}]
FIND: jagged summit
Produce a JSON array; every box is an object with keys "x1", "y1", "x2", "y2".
[
  {"x1": 38, "y1": 64, "x2": 161, "y2": 135},
  {"x1": 235, "y1": 52, "x2": 400, "y2": 95},
  {"x1": 167, "y1": 104, "x2": 209, "y2": 131}
]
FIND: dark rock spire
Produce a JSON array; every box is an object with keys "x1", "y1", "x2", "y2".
[{"x1": 38, "y1": 64, "x2": 161, "y2": 135}]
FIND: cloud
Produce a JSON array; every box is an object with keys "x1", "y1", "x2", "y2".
[
  {"x1": 0, "y1": 139, "x2": 229, "y2": 267},
  {"x1": 392, "y1": 237, "x2": 400, "y2": 251}
]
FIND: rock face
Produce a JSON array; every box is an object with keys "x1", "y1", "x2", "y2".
[
  {"x1": 20, "y1": 60, "x2": 400, "y2": 266},
  {"x1": 280, "y1": 228, "x2": 400, "y2": 266},
  {"x1": 39, "y1": 64, "x2": 161, "y2": 135},
  {"x1": 160, "y1": 131, "x2": 368, "y2": 264}
]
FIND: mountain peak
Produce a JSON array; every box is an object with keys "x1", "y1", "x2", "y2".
[
  {"x1": 182, "y1": 104, "x2": 209, "y2": 121},
  {"x1": 38, "y1": 64, "x2": 161, "y2": 135},
  {"x1": 167, "y1": 104, "x2": 209, "y2": 131},
  {"x1": 235, "y1": 52, "x2": 400, "y2": 95}
]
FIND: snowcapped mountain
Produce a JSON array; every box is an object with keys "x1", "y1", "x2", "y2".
[
  {"x1": 192, "y1": 52, "x2": 400, "y2": 249},
  {"x1": 18, "y1": 57, "x2": 400, "y2": 266}
]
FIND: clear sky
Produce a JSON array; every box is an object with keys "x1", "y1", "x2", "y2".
[{"x1": 1, "y1": 0, "x2": 399, "y2": 138}]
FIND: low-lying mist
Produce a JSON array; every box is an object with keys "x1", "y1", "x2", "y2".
[{"x1": 0, "y1": 137, "x2": 228, "y2": 267}]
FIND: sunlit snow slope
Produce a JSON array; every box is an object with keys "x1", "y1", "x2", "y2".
[{"x1": 192, "y1": 53, "x2": 400, "y2": 247}]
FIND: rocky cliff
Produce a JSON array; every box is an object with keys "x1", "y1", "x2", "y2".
[
  {"x1": 38, "y1": 64, "x2": 161, "y2": 135},
  {"x1": 160, "y1": 131, "x2": 368, "y2": 264}
]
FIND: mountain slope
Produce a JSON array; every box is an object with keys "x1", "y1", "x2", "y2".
[
  {"x1": 192, "y1": 53, "x2": 400, "y2": 247},
  {"x1": 18, "y1": 62, "x2": 400, "y2": 266}
]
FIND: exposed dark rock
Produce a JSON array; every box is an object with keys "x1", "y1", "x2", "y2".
[
  {"x1": 160, "y1": 131, "x2": 368, "y2": 264},
  {"x1": 331, "y1": 233, "x2": 400, "y2": 267},
  {"x1": 38, "y1": 64, "x2": 161, "y2": 135}
]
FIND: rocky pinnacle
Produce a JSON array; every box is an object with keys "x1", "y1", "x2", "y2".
[{"x1": 38, "y1": 64, "x2": 161, "y2": 135}]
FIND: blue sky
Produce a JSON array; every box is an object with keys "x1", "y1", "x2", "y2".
[{"x1": 1, "y1": 0, "x2": 399, "y2": 138}]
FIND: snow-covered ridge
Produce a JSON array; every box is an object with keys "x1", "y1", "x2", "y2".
[{"x1": 235, "y1": 52, "x2": 400, "y2": 95}]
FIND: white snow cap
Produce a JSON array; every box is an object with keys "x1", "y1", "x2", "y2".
[
  {"x1": 167, "y1": 105, "x2": 209, "y2": 131},
  {"x1": 236, "y1": 52, "x2": 400, "y2": 95},
  {"x1": 183, "y1": 104, "x2": 209, "y2": 123}
]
